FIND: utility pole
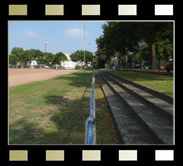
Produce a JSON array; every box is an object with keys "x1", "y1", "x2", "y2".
[{"x1": 83, "y1": 22, "x2": 85, "y2": 73}]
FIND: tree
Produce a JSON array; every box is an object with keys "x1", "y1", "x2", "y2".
[
  {"x1": 43, "y1": 52, "x2": 55, "y2": 68},
  {"x1": 98, "y1": 22, "x2": 142, "y2": 69},
  {"x1": 70, "y1": 50, "x2": 83, "y2": 62},
  {"x1": 21, "y1": 50, "x2": 35, "y2": 68},
  {"x1": 95, "y1": 36, "x2": 109, "y2": 68},
  {"x1": 11, "y1": 47, "x2": 24, "y2": 58},
  {"x1": 34, "y1": 49, "x2": 44, "y2": 68},
  {"x1": 92, "y1": 55, "x2": 98, "y2": 68},
  {"x1": 139, "y1": 22, "x2": 173, "y2": 69},
  {"x1": 11, "y1": 47, "x2": 24, "y2": 67},
  {"x1": 54, "y1": 52, "x2": 67, "y2": 66},
  {"x1": 96, "y1": 22, "x2": 173, "y2": 70},
  {"x1": 9, "y1": 54, "x2": 19, "y2": 68},
  {"x1": 70, "y1": 50, "x2": 94, "y2": 65}
]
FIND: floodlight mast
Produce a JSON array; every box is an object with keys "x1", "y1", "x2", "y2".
[{"x1": 45, "y1": 41, "x2": 47, "y2": 53}]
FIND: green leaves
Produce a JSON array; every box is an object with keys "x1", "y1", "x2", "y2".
[
  {"x1": 96, "y1": 22, "x2": 173, "y2": 69},
  {"x1": 9, "y1": 54, "x2": 19, "y2": 66},
  {"x1": 54, "y1": 52, "x2": 67, "y2": 64},
  {"x1": 70, "y1": 50, "x2": 94, "y2": 64}
]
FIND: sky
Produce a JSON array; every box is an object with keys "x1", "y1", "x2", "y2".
[{"x1": 8, "y1": 21, "x2": 106, "y2": 55}]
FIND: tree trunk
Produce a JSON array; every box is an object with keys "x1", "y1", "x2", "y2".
[
  {"x1": 151, "y1": 42, "x2": 157, "y2": 70},
  {"x1": 125, "y1": 54, "x2": 128, "y2": 69}
]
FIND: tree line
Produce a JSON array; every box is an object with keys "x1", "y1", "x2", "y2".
[
  {"x1": 9, "y1": 47, "x2": 94, "y2": 68},
  {"x1": 95, "y1": 22, "x2": 173, "y2": 69}
]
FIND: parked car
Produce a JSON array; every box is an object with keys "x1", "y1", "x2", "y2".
[
  {"x1": 44, "y1": 66, "x2": 50, "y2": 69},
  {"x1": 166, "y1": 59, "x2": 173, "y2": 73},
  {"x1": 159, "y1": 65, "x2": 166, "y2": 70},
  {"x1": 157, "y1": 60, "x2": 167, "y2": 70}
]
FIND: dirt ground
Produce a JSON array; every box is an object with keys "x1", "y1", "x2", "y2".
[{"x1": 9, "y1": 68, "x2": 78, "y2": 89}]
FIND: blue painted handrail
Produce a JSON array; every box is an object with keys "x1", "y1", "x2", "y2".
[{"x1": 85, "y1": 68, "x2": 96, "y2": 145}]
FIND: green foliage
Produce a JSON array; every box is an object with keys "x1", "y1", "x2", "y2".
[
  {"x1": 43, "y1": 52, "x2": 55, "y2": 67},
  {"x1": 11, "y1": 47, "x2": 24, "y2": 59},
  {"x1": 54, "y1": 52, "x2": 67, "y2": 64},
  {"x1": 156, "y1": 39, "x2": 173, "y2": 60},
  {"x1": 9, "y1": 54, "x2": 19, "y2": 67},
  {"x1": 35, "y1": 49, "x2": 44, "y2": 66},
  {"x1": 75, "y1": 65, "x2": 80, "y2": 70},
  {"x1": 96, "y1": 22, "x2": 173, "y2": 69},
  {"x1": 70, "y1": 50, "x2": 94, "y2": 64}
]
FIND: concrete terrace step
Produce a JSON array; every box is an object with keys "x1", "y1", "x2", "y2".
[
  {"x1": 97, "y1": 70, "x2": 173, "y2": 145},
  {"x1": 105, "y1": 70, "x2": 173, "y2": 104},
  {"x1": 97, "y1": 71, "x2": 156, "y2": 144},
  {"x1": 101, "y1": 70, "x2": 173, "y2": 122}
]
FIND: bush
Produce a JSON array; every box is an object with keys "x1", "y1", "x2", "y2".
[
  {"x1": 75, "y1": 65, "x2": 80, "y2": 70},
  {"x1": 59, "y1": 66, "x2": 65, "y2": 69}
]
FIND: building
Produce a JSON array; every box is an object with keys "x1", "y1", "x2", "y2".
[
  {"x1": 61, "y1": 60, "x2": 78, "y2": 69},
  {"x1": 26, "y1": 53, "x2": 91, "y2": 69},
  {"x1": 26, "y1": 60, "x2": 38, "y2": 68},
  {"x1": 60, "y1": 54, "x2": 78, "y2": 69},
  {"x1": 60, "y1": 54, "x2": 91, "y2": 70}
]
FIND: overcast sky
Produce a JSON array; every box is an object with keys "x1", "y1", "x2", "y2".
[{"x1": 8, "y1": 21, "x2": 106, "y2": 55}]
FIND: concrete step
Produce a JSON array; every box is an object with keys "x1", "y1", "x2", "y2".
[
  {"x1": 97, "y1": 71, "x2": 156, "y2": 144},
  {"x1": 105, "y1": 71, "x2": 173, "y2": 104},
  {"x1": 101, "y1": 70, "x2": 173, "y2": 122},
  {"x1": 97, "y1": 70, "x2": 173, "y2": 144}
]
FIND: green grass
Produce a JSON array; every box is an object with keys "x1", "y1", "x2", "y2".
[
  {"x1": 9, "y1": 70, "x2": 120, "y2": 144},
  {"x1": 102, "y1": 69, "x2": 173, "y2": 96}
]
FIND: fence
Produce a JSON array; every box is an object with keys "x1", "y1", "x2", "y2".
[{"x1": 85, "y1": 68, "x2": 96, "y2": 145}]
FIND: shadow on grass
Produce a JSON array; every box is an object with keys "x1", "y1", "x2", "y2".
[
  {"x1": 9, "y1": 94, "x2": 116, "y2": 144},
  {"x1": 9, "y1": 70, "x2": 94, "y2": 144},
  {"x1": 54, "y1": 70, "x2": 93, "y2": 88},
  {"x1": 9, "y1": 70, "x2": 121, "y2": 144},
  {"x1": 9, "y1": 95, "x2": 90, "y2": 144}
]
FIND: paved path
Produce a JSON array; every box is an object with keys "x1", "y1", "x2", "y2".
[{"x1": 9, "y1": 69, "x2": 78, "y2": 89}]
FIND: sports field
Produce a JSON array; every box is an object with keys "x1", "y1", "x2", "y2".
[{"x1": 9, "y1": 68, "x2": 78, "y2": 89}]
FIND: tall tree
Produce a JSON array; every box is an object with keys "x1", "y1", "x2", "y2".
[
  {"x1": 54, "y1": 52, "x2": 67, "y2": 65},
  {"x1": 11, "y1": 47, "x2": 24, "y2": 58},
  {"x1": 34, "y1": 49, "x2": 44, "y2": 68},
  {"x1": 21, "y1": 50, "x2": 34, "y2": 67},
  {"x1": 139, "y1": 22, "x2": 173, "y2": 69},
  {"x1": 9, "y1": 54, "x2": 19, "y2": 68},
  {"x1": 10, "y1": 47, "x2": 24, "y2": 67},
  {"x1": 70, "y1": 50, "x2": 94, "y2": 64},
  {"x1": 43, "y1": 52, "x2": 55, "y2": 68},
  {"x1": 96, "y1": 22, "x2": 173, "y2": 70}
]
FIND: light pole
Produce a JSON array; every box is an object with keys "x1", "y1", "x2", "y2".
[
  {"x1": 45, "y1": 41, "x2": 47, "y2": 53},
  {"x1": 83, "y1": 22, "x2": 85, "y2": 73}
]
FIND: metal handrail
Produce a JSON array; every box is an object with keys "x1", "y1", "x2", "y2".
[{"x1": 85, "y1": 68, "x2": 96, "y2": 145}]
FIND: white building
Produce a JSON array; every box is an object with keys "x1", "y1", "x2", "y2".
[
  {"x1": 61, "y1": 60, "x2": 78, "y2": 69},
  {"x1": 59, "y1": 54, "x2": 78, "y2": 69},
  {"x1": 31, "y1": 60, "x2": 37, "y2": 66},
  {"x1": 60, "y1": 54, "x2": 92, "y2": 70},
  {"x1": 26, "y1": 60, "x2": 38, "y2": 68},
  {"x1": 26, "y1": 53, "x2": 91, "y2": 69}
]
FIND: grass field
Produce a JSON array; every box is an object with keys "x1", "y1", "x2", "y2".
[
  {"x1": 102, "y1": 69, "x2": 174, "y2": 97},
  {"x1": 9, "y1": 70, "x2": 120, "y2": 144}
]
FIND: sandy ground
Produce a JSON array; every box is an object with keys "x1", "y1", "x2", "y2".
[{"x1": 9, "y1": 68, "x2": 78, "y2": 89}]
